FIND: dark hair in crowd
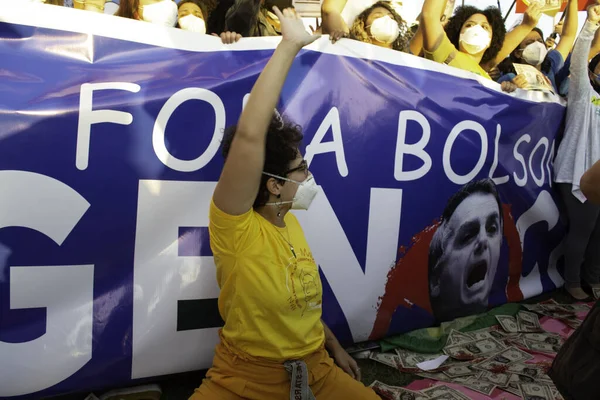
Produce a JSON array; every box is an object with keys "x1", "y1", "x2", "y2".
[
  {"x1": 221, "y1": 113, "x2": 304, "y2": 208},
  {"x1": 178, "y1": 0, "x2": 218, "y2": 20},
  {"x1": 116, "y1": 0, "x2": 141, "y2": 19},
  {"x1": 590, "y1": 53, "x2": 600, "y2": 75},
  {"x1": 444, "y1": 6, "x2": 506, "y2": 65},
  {"x1": 350, "y1": 1, "x2": 409, "y2": 52}
]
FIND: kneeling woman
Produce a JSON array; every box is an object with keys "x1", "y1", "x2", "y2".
[{"x1": 190, "y1": 7, "x2": 379, "y2": 400}]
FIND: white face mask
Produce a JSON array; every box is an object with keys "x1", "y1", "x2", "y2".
[
  {"x1": 178, "y1": 14, "x2": 206, "y2": 34},
  {"x1": 521, "y1": 41, "x2": 548, "y2": 66},
  {"x1": 369, "y1": 15, "x2": 400, "y2": 44},
  {"x1": 459, "y1": 24, "x2": 491, "y2": 55},
  {"x1": 141, "y1": 0, "x2": 178, "y2": 27},
  {"x1": 263, "y1": 173, "x2": 319, "y2": 211}
]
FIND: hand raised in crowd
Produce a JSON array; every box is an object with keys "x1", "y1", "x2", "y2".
[
  {"x1": 512, "y1": 74, "x2": 528, "y2": 89},
  {"x1": 330, "y1": 29, "x2": 348, "y2": 43},
  {"x1": 213, "y1": 31, "x2": 243, "y2": 44},
  {"x1": 588, "y1": 2, "x2": 600, "y2": 24},
  {"x1": 523, "y1": 2, "x2": 542, "y2": 27},
  {"x1": 554, "y1": 20, "x2": 564, "y2": 36},
  {"x1": 501, "y1": 81, "x2": 519, "y2": 93},
  {"x1": 273, "y1": 6, "x2": 321, "y2": 49}
]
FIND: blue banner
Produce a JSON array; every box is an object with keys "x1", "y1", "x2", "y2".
[{"x1": 0, "y1": 4, "x2": 566, "y2": 398}]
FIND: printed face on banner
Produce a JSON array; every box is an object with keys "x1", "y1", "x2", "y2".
[{"x1": 428, "y1": 180, "x2": 503, "y2": 322}]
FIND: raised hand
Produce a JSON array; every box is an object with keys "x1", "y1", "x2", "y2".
[
  {"x1": 523, "y1": 2, "x2": 542, "y2": 27},
  {"x1": 588, "y1": 2, "x2": 600, "y2": 24},
  {"x1": 273, "y1": 6, "x2": 321, "y2": 49}
]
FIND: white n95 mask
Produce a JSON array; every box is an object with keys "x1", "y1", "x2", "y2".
[
  {"x1": 263, "y1": 173, "x2": 319, "y2": 211},
  {"x1": 522, "y1": 41, "x2": 548, "y2": 66},
  {"x1": 369, "y1": 15, "x2": 400, "y2": 44},
  {"x1": 141, "y1": 0, "x2": 178, "y2": 27},
  {"x1": 179, "y1": 14, "x2": 206, "y2": 34},
  {"x1": 459, "y1": 25, "x2": 491, "y2": 55}
]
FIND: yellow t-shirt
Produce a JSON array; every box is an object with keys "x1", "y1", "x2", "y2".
[
  {"x1": 209, "y1": 200, "x2": 325, "y2": 360},
  {"x1": 424, "y1": 35, "x2": 491, "y2": 80}
]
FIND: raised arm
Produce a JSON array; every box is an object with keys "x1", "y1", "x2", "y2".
[
  {"x1": 554, "y1": 0, "x2": 579, "y2": 61},
  {"x1": 590, "y1": 23, "x2": 600, "y2": 59},
  {"x1": 410, "y1": 1, "x2": 448, "y2": 56},
  {"x1": 483, "y1": 3, "x2": 542, "y2": 70},
  {"x1": 321, "y1": 0, "x2": 349, "y2": 35},
  {"x1": 569, "y1": 4, "x2": 600, "y2": 100},
  {"x1": 421, "y1": 0, "x2": 447, "y2": 52},
  {"x1": 213, "y1": 8, "x2": 319, "y2": 215}
]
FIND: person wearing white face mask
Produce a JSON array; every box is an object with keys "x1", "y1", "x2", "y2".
[
  {"x1": 192, "y1": 7, "x2": 379, "y2": 400},
  {"x1": 497, "y1": 0, "x2": 578, "y2": 97},
  {"x1": 420, "y1": 0, "x2": 507, "y2": 80},
  {"x1": 116, "y1": 0, "x2": 177, "y2": 26},
  {"x1": 348, "y1": 1, "x2": 409, "y2": 51}
]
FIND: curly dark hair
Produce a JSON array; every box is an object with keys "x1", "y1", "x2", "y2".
[
  {"x1": 178, "y1": 0, "x2": 218, "y2": 20},
  {"x1": 221, "y1": 113, "x2": 304, "y2": 208},
  {"x1": 444, "y1": 5, "x2": 506, "y2": 65},
  {"x1": 349, "y1": 1, "x2": 409, "y2": 52}
]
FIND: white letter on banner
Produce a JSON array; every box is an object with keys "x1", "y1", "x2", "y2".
[
  {"x1": 153, "y1": 89, "x2": 225, "y2": 172},
  {"x1": 394, "y1": 110, "x2": 432, "y2": 181},
  {"x1": 489, "y1": 124, "x2": 509, "y2": 185},
  {"x1": 0, "y1": 171, "x2": 92, "y2": 397},
  {"x1": 294, "y1": 187, "x2": 402, "y2": 341},
  {"x1": 529, "y1": 138, "x2": 549, "y2": 187},
  {"x1": 515, "y1": 190, "x2": 559, "y2": 298},
  {"x1": 513, "y1": 134, "x2": 531, "y2": 187},
  {"x1": 305, "y1": 107, "x2": 349, "y2": 177},
  {"x1": 132, "y1": 180, "x2": 220, "y2": 378},
  {"x1": 443, "y1": 121, "x2": 488, "y2": 185},
  {"x1": 76, "y1": 82, "x2": 141, "y2": 170}
]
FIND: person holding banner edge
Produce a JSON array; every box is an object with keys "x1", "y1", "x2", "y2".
[
  {"x1": 191, "y1": 6, "x2": 378, "y2": 400},
  {"x1": 554, "y1": 1, "x2": 600, "y2": 301}
]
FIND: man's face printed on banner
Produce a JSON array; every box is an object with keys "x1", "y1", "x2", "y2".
[{"x1": 429, "y1": 182, "x2": 502, "y2": 321}]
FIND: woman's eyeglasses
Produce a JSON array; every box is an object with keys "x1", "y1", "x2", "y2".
[{"x1": 285, "y1": 159, "x2": 309, "y2": 178}]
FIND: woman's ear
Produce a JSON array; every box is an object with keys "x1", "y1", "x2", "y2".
[{"x1": 266, "y1": 177, "x2": 282, "y2": 197}]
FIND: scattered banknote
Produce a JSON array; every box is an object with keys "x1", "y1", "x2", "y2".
[
  {"x1": 395, "y1": 349, "x2": 443, "y2": 371},
  {"x1": 594, "y1": 287, "x2": 600, "y2": 299},
  {"x1": 420, "y1": 385, "x2": 470, "y2": 400},
  {"x1": 496, "y1": 315, "x2": 519, "y2": 333},
  {"x1": 346, "y1": 340, "x2": 380, "y2": 354},
  {"x1": 471, "y1": 327, "x2": 507, "y2": 341},
  {"x1": 507, "y1": 362, "x2": 548, "y2": 379},
  {"x1": 451, "y1": 376, "x2": 496, "y2": 396},
  {"x1": 517, "y1": 311, "x2": 543, "y2": 332},
  {"x1": 558, "y1": 317, "x2": 582, "y2": 330},
  {"x1": 478, "y1": 370, "x2": 510, "y2": 387},
  {"x1": 522, "y1": 332, "x2": 564, "y2": 345},
  {"x1": 442, "y1": 364, "x2": 475, "y2": 378},
  {"x1": 446, "y1": 330, "x2": 474, "y2": 347},
  {"x1": 444, "y1": 338, "x2": 505, "y2": 360},
  {"x1": 369, "y1": 351, "x2": 400, "y2": 368},
  {"x1": 521, "y1": 0, "x2": 561, "y2": 14},
  {"x1": 370, "y1": 381, "x2": 430, "y2": 400},
  {"x1": 473, "y1": 346, "x2": 533, "y2": 372},
  {"x1": 507, "y1": 373, "x2": 536, "y2": 394},
  {"x1": 524, "y1": 339, "x2": 561, "y2": 355},
  {"x1": 518, "y1": 382, "x2": 554, "y2": 400}
]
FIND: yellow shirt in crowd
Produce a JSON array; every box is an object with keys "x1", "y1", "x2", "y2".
[
  {"x1": 209, "y1": 200, "x2": 325, "y2": 360},
  {"x1": 424, "y1": 35, "x2": 491, "y2": 80}
]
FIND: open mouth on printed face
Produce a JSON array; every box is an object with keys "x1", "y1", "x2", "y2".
[{"x1": 467, "y1": 260, "x2": 488, "y2": 288}]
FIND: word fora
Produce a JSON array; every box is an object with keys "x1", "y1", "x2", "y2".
[{"x1": 75, "y1": 82, "x2": 556, "y2": 189}]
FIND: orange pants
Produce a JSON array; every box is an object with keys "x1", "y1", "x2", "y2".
[{"x1": 189, "y1": 342, "x2": 380, "y2": 400}]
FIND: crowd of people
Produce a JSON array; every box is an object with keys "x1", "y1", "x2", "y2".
[{"x1": 12, "y1": 0, "x2": 600, "y2": 398}]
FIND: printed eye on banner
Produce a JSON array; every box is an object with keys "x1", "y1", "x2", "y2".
[{"x1": 0, "y1": 5, "x2": 566, "y2": 399}]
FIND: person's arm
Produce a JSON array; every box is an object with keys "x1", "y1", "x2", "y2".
[
  {"x1": 568, "y1": 4, "x2": 600, "y2": 101},
  {"x1": 581, "y1": 160, "x2": 600, "y2": 203},
  {"x1": 483, "y1": 3, "x2": 542, "y2": 70},
  {"x1": 589, "y1": 26, "x2": 600, "y2": 59},
  {"x1": 321, "y1": 0, "x2": 348, "y2": 36},
  {"x1": 213, "y1": 8, "x2": 319, "y2": 216},
  {"x1": 421, "y1": 0, "x2": 447, "y2": 53},
  {"x1": 322, "y1": 321, "x2": 361, "y2": 381},
  {"x1": 410, "y1": 2, "x2": 447, "y2": 56},
  {"x1": 554, "y1": 0, "x2": 579, "y2": 61}
]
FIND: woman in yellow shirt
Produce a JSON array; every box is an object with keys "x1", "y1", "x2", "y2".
[{"x1": 190, "y1": 7, "x2": 379, "y2": 400}]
